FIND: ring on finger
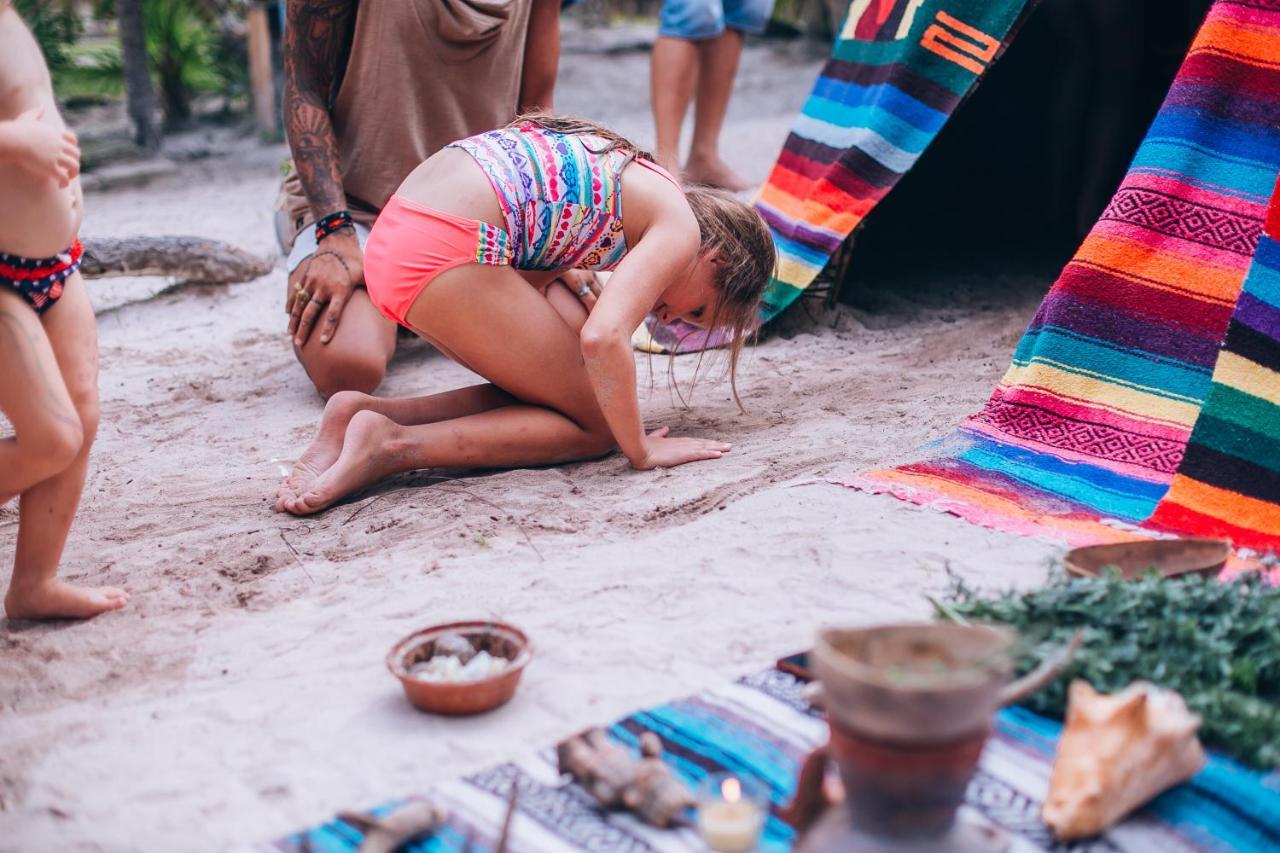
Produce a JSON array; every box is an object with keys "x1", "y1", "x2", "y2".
[{"x1": 577, "y1": 285, "x2": 591, "y2": 297}]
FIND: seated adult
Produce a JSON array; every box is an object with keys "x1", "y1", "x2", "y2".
[{"x1": 277, "y1": 0, "x2": 560, "y2": 397}]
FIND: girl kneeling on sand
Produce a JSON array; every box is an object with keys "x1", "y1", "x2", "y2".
[{"x1": 276, "y1": 115, "x2": 775, "y2": 516}]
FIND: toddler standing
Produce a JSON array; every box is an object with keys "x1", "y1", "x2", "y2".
[{"x1": 0, "y1": 2, "x2": 126, "y2": 619}]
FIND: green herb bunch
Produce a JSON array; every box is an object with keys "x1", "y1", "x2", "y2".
[{"x1": 940, "y1": 571, "x2": 1280, "y2": 769}]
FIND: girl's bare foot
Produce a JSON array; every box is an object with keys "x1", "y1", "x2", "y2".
[
  {"x1": 4, "y1": 579, "x2": 128, "y2": 620},
  {"x1": 276, "y1": 391, "x2": 372, "y2": 511},
  {"x1": 281, "y1": 410, "x2": 403, "y2": 516},
  {"x1": 683, "y1": 154, "x2": 751, "y2": 193}
]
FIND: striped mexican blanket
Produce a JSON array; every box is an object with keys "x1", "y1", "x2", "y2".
[
  {"x1": 637, "y1": 0, "x2": 1034, "y2": 354},
  {"x1": 755, "y1": 0, "x2": 1033, "y2": 321},
  {"x1": 262, "y1": 671, "x2": 1280, "y2": 852},
  {"x1": 848, "y1": 0, "x2": 1280, "y2": 550}
]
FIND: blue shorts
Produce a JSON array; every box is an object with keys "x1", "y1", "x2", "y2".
[{"x1": 658, "y1": 0, "x2": 775, "y2": 40}]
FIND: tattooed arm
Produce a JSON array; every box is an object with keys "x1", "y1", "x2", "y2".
[
  {"x1": 282, "y1": 0, "x2": 364, "y2": 346},
  {"x1": 282, "y1": 0, "x2": 354, "y2": 221},
  {"x1": 519, "y1": 0, "x2": 561, "y2": 113}
]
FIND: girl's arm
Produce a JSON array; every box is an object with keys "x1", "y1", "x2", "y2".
[
  {"x1": 580, "y1": 203, "x2": 731, "y2": 470},
  {"x1": 0, "y1": 108, "x2": 78, "y2": 186}
]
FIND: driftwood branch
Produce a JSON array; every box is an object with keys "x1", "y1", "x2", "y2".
[{"x1": 80, "y1": 236, "x2": 274, "y2": 284}]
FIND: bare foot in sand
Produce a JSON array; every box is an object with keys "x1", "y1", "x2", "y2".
[
  {"x1": 281, "y1": 410, "x2": 403, "y2": 516},
  {"x1": 5, "y1": 579, "x2": 128, "y2": 620},
  {"x1": 683, "y1": 154, "x2": 751, "y2": 193},
  {"x1": 276, "y1": 391, "x2": 372, "y2": 511}
]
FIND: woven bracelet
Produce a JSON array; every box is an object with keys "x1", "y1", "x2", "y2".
[{"x1": 315, "y1": 210, "x2": 355, "y2": 243}]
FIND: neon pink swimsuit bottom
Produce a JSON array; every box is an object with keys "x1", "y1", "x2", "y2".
[{"x1": 363, "y1": 194, "x2": 513, "y2": 326}]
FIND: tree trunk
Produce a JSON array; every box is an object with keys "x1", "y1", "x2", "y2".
[
  {"x1": 160, "y1": 63, "x2": 192, "y2": 129},
  {"x1": 247, "y1": 3, "x2": 278, "y2": 134},
  {"x1": 118, "y1": 0, "x2": 160, "y2": 152},
  {"x1": 79, "y1": 236, "x2": 273, "y2": 284}
]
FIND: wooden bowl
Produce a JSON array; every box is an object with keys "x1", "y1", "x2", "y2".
[
  {"x1": 1064, "y1": 538, "x2": 1231, "y2": 580},
  {"x1": 386, "y1": 621, "x2": 531, "y2": 716}
]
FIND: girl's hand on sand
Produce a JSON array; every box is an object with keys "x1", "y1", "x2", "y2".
[
  {"x1": 9, "y1": 108, "x2": 79, "y2": 187},
  {"x1": 630, "y1": 426, "x2": 731, "y2": 470},
  {"x1": 289, "y1": 230, "x2": 363, "y2": 346}
]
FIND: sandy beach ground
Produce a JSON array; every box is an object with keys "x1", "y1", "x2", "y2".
[{"x1": 2, "y1": 29, "x2": 1063, "y2": 851}]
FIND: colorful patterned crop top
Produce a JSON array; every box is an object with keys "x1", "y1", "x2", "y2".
[{"x1": 448, "y1": 124, "x2": 680, "y2": 272}]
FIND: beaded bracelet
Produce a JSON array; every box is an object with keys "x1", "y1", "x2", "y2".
[{"x1": 314, "y1": 210, "x2": 355, "y2": 243}]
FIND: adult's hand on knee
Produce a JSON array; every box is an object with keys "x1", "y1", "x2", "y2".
[
  {"x1": 288, "y1": 230, "x2": 363, "y2": 346},
  {"x1": 630, "y1": 426, "x2": 732, "y2": 470}
]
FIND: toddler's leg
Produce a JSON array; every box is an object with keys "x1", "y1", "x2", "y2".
[
  {"x1": 3, "y1": 275, "x2": 127, "y2": 619},
  {"x1": 0, "y1": 291, "x2": 84, "y2": 504}
]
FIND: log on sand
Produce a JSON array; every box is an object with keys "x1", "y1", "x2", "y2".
[{"x1": 80, "y1": 236, "x2": 274, "y2": 284}]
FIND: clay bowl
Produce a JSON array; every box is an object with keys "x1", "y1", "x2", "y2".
[
  {"x1": 813, "y1": 623, "x2": 1017, "y2": 744},
  {"x1": 386, "y1": 621, "x2": 531, "y2": 716},
  {"x1": 1064, "y1": 538, "x2": 1231, "y2": 581}
]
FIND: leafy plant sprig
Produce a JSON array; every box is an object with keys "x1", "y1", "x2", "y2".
[{"x1": 939, "y1": 571, "x2": 1280, "y2": 769}]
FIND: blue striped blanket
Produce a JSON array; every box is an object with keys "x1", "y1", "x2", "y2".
[{"x1": 264, "y1": 671, "x2": 1280, "y2": 852}]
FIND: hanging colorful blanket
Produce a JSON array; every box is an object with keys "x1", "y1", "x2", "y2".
[{"x1": 846, "y1": 0, "x2": 1280, "y2": 551}]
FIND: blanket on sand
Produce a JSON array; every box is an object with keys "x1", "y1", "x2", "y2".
[
  {"x1": 846, "y1": 0, "x2": 1280, "y2": 552},
  {"x1": 263, "y1": 669, "x2": 1280, "y2": 852}
]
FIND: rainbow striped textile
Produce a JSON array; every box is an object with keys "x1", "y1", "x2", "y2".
[
  {"x1": 637, "y1": 0, "x2": 1034, "y2": 354},
  {"x1": 263, "y1": 670, "x2": 1280, "y2": 852},
  {"x1": 847, "y1": 0, "x2": 1280, "y2": 552},
  {"x1": 756, "y1": 0, "x2": 1034, "y2": 320}
]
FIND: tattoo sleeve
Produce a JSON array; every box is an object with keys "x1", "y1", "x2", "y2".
[{"x1": 283, "y1": 0, "x2": 356, "y2": 222}]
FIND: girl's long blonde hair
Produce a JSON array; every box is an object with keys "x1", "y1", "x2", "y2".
[{"x1": 510, "y1": 113, "x2": 777, "y2": 407}]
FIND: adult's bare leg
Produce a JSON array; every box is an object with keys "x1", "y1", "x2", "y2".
[
  {"x1": 650, "y1": 35, "x2": 700, "y2": 175},
  {"x1": 280, "y1": 264, "x2": 667, "y2": 515},
  {"x1": 289, "y1": 266, "x2": 397, "y2": 398},
  {"x1": 685, "y1": 29, "x2": 750, "y2": 191},
  {"x1": 3, "y1": 276, "x2": 127, "y2": 619}
]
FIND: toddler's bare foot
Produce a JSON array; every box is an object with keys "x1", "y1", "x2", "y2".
[
  {"x1": 282, "y1": 410, "x2": 403, "y2": 516},
  {"x1": 683, "y1": 154, "x2": 751, "y2": 193},
  {"x1": 5, "y1": 579, "x2": 128, "y2": 620},
  {"x1": 276, "y1": 391, "x2": 373, "y2": 511}
]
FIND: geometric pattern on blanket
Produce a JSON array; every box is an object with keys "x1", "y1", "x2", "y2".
[
  {"x1": 847, "y1": 0, "x2": 1280, "y2": 551},
  {"x1": 263, "y1": 670, "x2": 1280, "y2": 852},
  {"x1": 1149, "y1": 182, "x2": 1280, "y2": 549}
]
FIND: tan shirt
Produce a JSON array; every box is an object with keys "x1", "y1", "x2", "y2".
[{"x1": 279, "y1": 0, "x2": 532, "y2": 240}]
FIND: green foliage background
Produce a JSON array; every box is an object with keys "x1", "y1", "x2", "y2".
[
  {"x1": 14, "y1": 0, "x2": 83, "y2": 73},
  {"x1": 942, "y1": 572, "x2": 1280, "y2": 769}
]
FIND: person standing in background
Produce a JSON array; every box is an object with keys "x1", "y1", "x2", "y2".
[
  {"x1": 650, "y1": 0, "x2": 774, "y2": 192},
  {"x1": 279, "y1": 0, "x2": 561, "y2": 398}
]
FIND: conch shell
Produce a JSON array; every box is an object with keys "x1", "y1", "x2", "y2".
[{"x1": 1042, "y1": 680, "x2": 1206, "y2": 840}]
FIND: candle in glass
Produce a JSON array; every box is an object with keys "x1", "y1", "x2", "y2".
[{"x1": 697, "y1": 776, "x2": 765, "y2": 853}]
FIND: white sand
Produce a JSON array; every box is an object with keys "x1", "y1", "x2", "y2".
[{"x1": 0, "y1": 36, "x2": 1063, "y2": 851}]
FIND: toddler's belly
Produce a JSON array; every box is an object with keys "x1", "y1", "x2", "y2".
[{"x1": 0, "y1": 165, "x2": 83, "y2": 258}]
